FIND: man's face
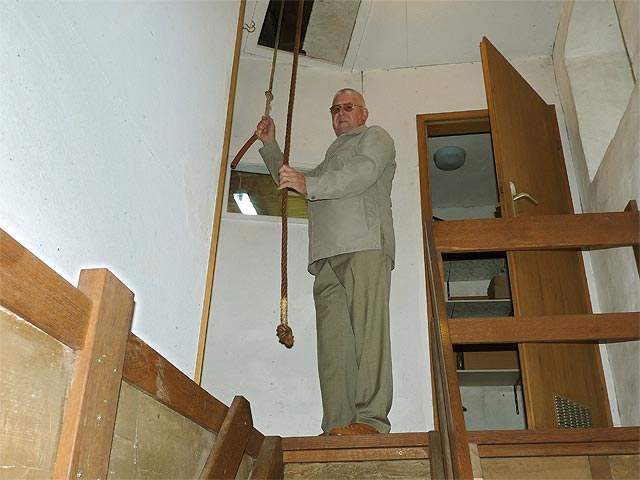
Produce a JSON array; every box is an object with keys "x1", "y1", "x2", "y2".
[{"x1": 331, "y1": 92, "x2": 369, "y2": 137}]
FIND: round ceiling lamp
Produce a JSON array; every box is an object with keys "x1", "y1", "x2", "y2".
[{"x1": 433, "y1": 145, "x2": 466, "y2": 171}]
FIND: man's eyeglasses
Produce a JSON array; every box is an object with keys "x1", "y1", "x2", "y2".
[{"x1": 329, "y1": 103, "x2": 364, "y2": 115}]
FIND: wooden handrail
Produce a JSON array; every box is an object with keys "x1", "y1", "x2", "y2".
[
  {"x1": 123, "y1": 333, "x2": 265, "y2": 457},
  {"x1": 1, "y1": 227, "x2": 267, "y2": 478},
  {"x1": 433, "y1": 210, "x2": 639, "y2": 253},
  {"x1": 449, "y1": 312, "x2": 640, "y2": 344},
  {"x1": 424, "y1": 218, "x2": 474, "y2": 479},
  {"x1": 0, "y1": 228, "x2": 92, "y2": 349}
]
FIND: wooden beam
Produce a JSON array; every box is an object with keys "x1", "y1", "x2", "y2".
[
  {"x1": 424, "y1": 220, "x2": 474, "y2": 478},
  {"x1": 283, "y1": 446, "x2": 429, "y2": 464},
  {"x1": 589, "y1": 456, "x2": 613, "y2": 479},
  {"x1": 449, "y1": 312, "x2": 640, "y2": 344},
  {"x1": 250, "y1": 436, "x2": 283, "y2": 480},
  {"x1": 477, "y1": 441, "x2": 639, "y2": 458},
  {"x1": 433, "y1": 211, "x2": 639, "y2": 253},
  {"x1": 470, "y1": 427, "x2": 640, "y2": 458},
  {"x1": 0, "y1": 228, "x2": 92, "y2": 349},
  {"x1": 54, "y1": 269, "x2": 134, "y2": 480},
  {"x1": 200, "y1": 396, "x2": 254, "y2": 480},
  {"x1": 625, "y1": 200, "x2": 639, "y2": 273},
  {"x1": 467, "y1": 426, "x2": 640, "y2": 444},
  {"x1": 283, "y1": 432, "x2": 429, "y2": 451},
  {"x1": 428, "y1": 431, "x2": 445, "y2": 480},
  {"x1": 122, "y1": 333, "x2": 265, "y2": 457}
]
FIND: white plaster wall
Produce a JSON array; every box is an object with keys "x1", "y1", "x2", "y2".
[
  {"x1": 565, "y1": 0, "x2": 634, "y2": 181},
  {"x1": 554, "y1": 0, "x2": 640, "y2": 425},
  {"x1": 203, "y1": 53, "x2": 571, "y2": 436},
  {"x1": 0, "y1": 1, "x2": 239, "y2": 377}
]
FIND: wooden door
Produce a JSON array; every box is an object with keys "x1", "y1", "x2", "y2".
[{"x1": 480, "y1": 37, "x2": 611, "y2": 428}]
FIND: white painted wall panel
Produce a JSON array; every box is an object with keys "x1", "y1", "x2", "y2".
[{"x1": 0, "y1": 1, "x2": 238, "y2": 377}]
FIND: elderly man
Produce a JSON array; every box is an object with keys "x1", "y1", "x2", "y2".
[{"x1": 257, "y1": 88, "x2": 396, "y2": 436}]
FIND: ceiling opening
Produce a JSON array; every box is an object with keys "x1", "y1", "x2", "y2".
[
  {"x1": 256, "y1": 0, "x2": 361, "y2": 66},
  {"x1": 258, "y1": 0, "x2": 315, "y2": 56}
]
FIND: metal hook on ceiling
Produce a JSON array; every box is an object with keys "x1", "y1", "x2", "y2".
[{"x1": 243, "y1": 20, "x2": 256, "y2": 33}]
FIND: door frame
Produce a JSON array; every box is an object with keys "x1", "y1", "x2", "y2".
[{"x1": 416, "y1": 109, "x2": 492, "y2": 428}]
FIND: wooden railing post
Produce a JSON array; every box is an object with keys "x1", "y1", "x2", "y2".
[
  {"x1": 200, "y1": 395, "x2": 254, "y2": 479},
  {"x1": 251, "y1": 436, "x2": 284, "y2": 479},
  {"x1": 424, "y1": 219, "x2": 474, "y2": 479},
  {"x1": 53, "y1": 269, "x2": 134, "y2": 479}
]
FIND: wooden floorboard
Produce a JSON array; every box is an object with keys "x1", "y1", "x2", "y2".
[{"x1": 282, "y1": 428, "x2": 640, "y2": 464}]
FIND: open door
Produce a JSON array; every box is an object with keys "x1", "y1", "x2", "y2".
[{"x1": 480, "y1": 37, "x2": 611, "y2": 428}]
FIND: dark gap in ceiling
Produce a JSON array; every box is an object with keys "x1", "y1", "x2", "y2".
[{"x1": 258, "y1": 0, "x2": 315, "y2": 56}]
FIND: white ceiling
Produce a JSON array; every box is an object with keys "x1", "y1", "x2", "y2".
[
  {"x1": 240, "y1": 0, "x2": 565, "y2": 209},
  {"x1": 243, "y1": 0, "x2": 564, "y2": 71}
]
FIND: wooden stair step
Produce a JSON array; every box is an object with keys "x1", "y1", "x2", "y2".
[{"x1": 283, "y1": 433, "x2": 431, "y2": 479}]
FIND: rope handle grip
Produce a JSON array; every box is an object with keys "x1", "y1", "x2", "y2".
[{"x1": 230, "y1": 133, "x2": 259, "y2": 169}]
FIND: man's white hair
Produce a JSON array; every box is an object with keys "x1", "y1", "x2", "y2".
[{"x1": 333, "y1": 88, "x2": 366, "y2": 107}]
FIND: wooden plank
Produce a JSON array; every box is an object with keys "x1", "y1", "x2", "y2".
[
  {"x1": 200, "y1": 395, "x2": 254, "y2": 480},
  {"x1": 478, "y1": 441, "x2": 639, "y2": 458},
  {"x1": 54, "y1": 269, "x2": 135, "y2": 480},
  {"x1": 283, "y1": 446, "x2": 430, "y2": 463},
  {"x1": 194, "y1": 0, "x2": 247, "y2": 385},
  {"x1": 449, "y1": 312, "x2": 640, "y2": 344},
  {"x1": 283, "y1": 432, "x2": 430, "y2": 451},
  {"x1": 0, "y1": 228, "x2": 92, "y2": 349},
  {"x1": 122, "y1": 333, "x2": 265, "y2": 457},
  {"x1": 589, "y1": 455, "x2": 613, "y2": 479},
  {"x1": 467, "y1": 427, "x2": 640, "y2": 445},
  {"x1": 426, "y1": 117, "x2": 490, "y2": 137},
  {"x1": 625, "y1": 200, "x2": 640, "y2": 274},
  {"x1": 433, "y1": 211, "x2": 639, "y2": 253},
  {"x1": 429, "y1": 431, "x2": 446, "y2": 480},
  {"x1": 469, "y1": 443, "x2": 483, "y2": 480},
  {"x1": 250, "y1": 436, "x2": 283, "y2": 480},
  {"x1": 425, "y1": 219, "x2": 474, "y2": 479}
]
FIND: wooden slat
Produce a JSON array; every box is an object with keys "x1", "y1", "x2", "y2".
[
  {"x1": 0, "y1": 228, "x2": 92, "y2": 349},
  {"x1": 122, "y1": 333, "x2": 265, "y2": 457},
  {"x1": 433, "y1": 211, "x2": 639, "y2": 253},
  {"x1": 470, "y1": 427, "x2": 640, "y2": 458},
  {"x1": 429, "y1": 431, "x2": 446, "y2": 480},
  {"x1": 478, "y1": 441, "x2": 639, "y2": 458},
  {"x1": 283, "y1": 432, "x2": 431, "y2": 464},
  {"x1": 467, "y1": 426, "x2": 640, "y2": 444},
  {"x1": 589, "y1": 456, "x2": 613, "y2": 479},
  {"x1": 200, "y1": 395, "x2": 254, "y2": 480},
  {"x1": 283, "y1": 446, "x2": 429, "y2": 464},
  {"x1": 250, "y1": 436, "x2": 283, "y2": 480},
  {"x1": 449, "y1": 312, "x2": 640, "y2": 344},
  {"x1": 425, "y1": 219, "x2": 474, "y2": 478},
  {"x1": 54, "y1": 269, "x2": 135, "y2": 480},
  {"x1": 283, "y1": 432, "x2": 429, "y2": 451},
  {"x1": 625, "y1": 200, "x2": 640, "y2": 273},
  {"x1": 469, "y1": 443, "x2": 483, "y2": 479}
]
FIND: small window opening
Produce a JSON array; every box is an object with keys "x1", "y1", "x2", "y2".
[{"x1": 227, "y1": 170, "x2": 308, "y2": 219}]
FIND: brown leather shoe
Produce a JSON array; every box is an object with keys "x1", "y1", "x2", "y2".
[{"x1": 329, "y1": 422, "x2": 380, "y2": 435}]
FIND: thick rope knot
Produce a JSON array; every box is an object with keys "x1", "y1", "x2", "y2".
[
  {"x1": 277, "y1": 297, "x2": 294, "y2": 348},
  {"x1": 276, "y1": 324, "x2": 294, "y2": 348}
]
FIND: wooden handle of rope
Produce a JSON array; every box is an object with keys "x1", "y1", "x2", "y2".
[{"x1": 230, "y1": 133, "x2": 259, "y2": 169}]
